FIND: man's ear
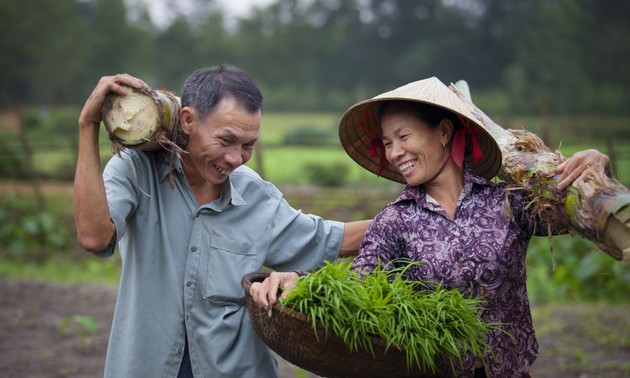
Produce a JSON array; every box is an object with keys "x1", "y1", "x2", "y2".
[
  {"x1": 180, "y1": 107, "x2": 196, "y2": 135},
  {"x1": 438, "y1": 119, "x2": 454, "y2": 144}
]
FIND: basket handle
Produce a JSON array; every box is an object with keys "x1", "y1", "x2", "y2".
[{"x1": 241, "y1": 272, "x2": 271, "y2": 291}]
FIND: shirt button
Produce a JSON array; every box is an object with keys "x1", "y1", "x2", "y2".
[
  {"x1": 191, "y1": 246, "x2": 197, "y2": 252},
  {"x1": 178, "y1": 348, "x2": 183, "y2": 354},
  {"x1": 450, "y1": 224, "x2": 457, "y2": 230},
  {"x1": 186, "y1": 282, "x2": 192, "y2": 287}
]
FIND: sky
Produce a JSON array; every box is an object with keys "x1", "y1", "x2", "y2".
[
  {"x1": 140, "y1": 0, "x2": 276, "y2": 28},
  {"x1": 218, "y1": 0, "x2": 275, "y2": 18}
]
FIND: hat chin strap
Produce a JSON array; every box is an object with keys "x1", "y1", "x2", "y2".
[{"x1": 424, "y1": 153, "x2": 453, "y2": 184}]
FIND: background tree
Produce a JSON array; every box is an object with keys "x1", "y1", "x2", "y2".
[{"x1": 0, "y1": 0, "x2": 627, "y2": 115}]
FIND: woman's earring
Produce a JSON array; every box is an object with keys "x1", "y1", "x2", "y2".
[{"x1": 442, "y1": 141, "x2": 446, "y2": 148}]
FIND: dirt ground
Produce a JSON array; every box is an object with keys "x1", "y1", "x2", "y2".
[{"x1": 1, "y1": 278, "x2": 628, "y2": 378}]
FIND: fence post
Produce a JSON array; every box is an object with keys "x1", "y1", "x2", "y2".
[{"x1": 17, "y1": 107, "x2": 46, "y2": 208}]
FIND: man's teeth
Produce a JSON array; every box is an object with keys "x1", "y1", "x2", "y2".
[
  {"x1": 398, "y1": 161, "x2": 416, "y2": 172},
  {"x1": 216, "y1": 166, "x2": 229, "y2": 176}
]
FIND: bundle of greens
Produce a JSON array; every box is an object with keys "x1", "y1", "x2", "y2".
[{"x1": 279, "y1": 260, "x2": 500, "y2": 374}]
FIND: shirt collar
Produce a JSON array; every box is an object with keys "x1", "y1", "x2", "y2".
[
  {"x1": 224, "y1": 175, "x2": 247, "y2": 207},
  {"x1": 202, "y1": 173, "x2": 248, "y2": 212},
  {"x1": 393, "y1": 167, "x2": 493, "y2": 207},
  {"x1": 158, "y1": 155, "x2": 247, "y2": 210},
  {"x1": 158, "y1": 153, "x2": 184, "y2": 183}
]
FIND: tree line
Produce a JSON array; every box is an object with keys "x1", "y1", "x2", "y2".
[{"x1": 1, "y1": 0, "x2": 628, "y2": 114}]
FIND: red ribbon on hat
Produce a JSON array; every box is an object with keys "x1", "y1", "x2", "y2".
[
  {"x1": 369, "y1": 138, "x2": 388, "y2": 175},
  {"x1": 358, "y1": 110, "x2": 389, "y2": 176},
  {"x1": 452, "y1": 115, "x2": 483, "y2": 169}
]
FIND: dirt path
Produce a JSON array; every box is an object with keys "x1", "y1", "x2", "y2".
[
  {"x1": 1, "y1": 278, "x2": 628, "y2": 378},
  {"x1": 0, "y1": 279, "x2": 316, "y2": 378}
]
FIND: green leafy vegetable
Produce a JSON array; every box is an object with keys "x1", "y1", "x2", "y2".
[{"x1": 280, "y1": 260, "x2": 502, "y2": 374}]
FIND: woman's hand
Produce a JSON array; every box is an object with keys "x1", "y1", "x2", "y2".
[
  {"x1": 78, "y1": 73, "x2": 149, "y2": 129},
  {"x1": 553, "y1": 149, "x2": 610, "y2": 190},
  {"x1": 249, "y1": 271, "x2": 300, "y2": 312}
]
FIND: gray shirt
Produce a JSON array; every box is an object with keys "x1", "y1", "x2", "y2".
[{"x1": 98, "y1": 150, "x2": 343, "y2": 378}]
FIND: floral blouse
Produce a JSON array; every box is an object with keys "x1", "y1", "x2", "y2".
[{"x1": 352, "y1": 168, "x2": 561, "y2": 377}]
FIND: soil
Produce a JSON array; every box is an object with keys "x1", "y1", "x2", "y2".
[{"x1": 1, "y1": 278, "x2": 629, "y2": 378}]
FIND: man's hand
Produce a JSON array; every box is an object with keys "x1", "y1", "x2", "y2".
[
  {"x1": 249, "y1": 271, "x2": 300, "y2": 312},
  {"x1": 78, "y1": 73, "x2": 149, "y2": 129},
  {"x1": 554, "y1": 149, "x2": 610, "y2": 190}
]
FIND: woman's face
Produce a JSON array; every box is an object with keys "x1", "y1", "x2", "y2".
[
  {"x1": 381, "y1": 107, "x2": 451, "y2": 186},
  {"x1": 182, "y1": 96, "x2": 260, "y2": 186}
]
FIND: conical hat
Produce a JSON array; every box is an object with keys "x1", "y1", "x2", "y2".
[{"x1": 338, "y1": 77, "x2": 501, "y2": 183}]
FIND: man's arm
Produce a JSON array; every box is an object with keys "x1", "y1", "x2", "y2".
[
  {"x1": 339, "y1": 219, "x2": 371, "y2": 257},
  {"x1": 73, "y1": 74, "x2": 148, "y2": 252},
  {"x1": 250, "y1": 219, "x2": 371, "y2": 309}
]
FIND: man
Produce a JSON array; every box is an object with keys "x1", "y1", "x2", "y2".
[{"x1": 74, "y1": 65, "x2": 370, "y2": 377}]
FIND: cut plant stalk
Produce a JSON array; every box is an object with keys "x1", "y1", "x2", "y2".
[
  {"x1": 101, "y1": 85, "x2": 182, "y2": 153},
  {"x1": 451, "y1": 81, "x2": 630, "y2": 267},
  {"x1": 101, "y1": 85, "x2": 186, "y2": 187}
]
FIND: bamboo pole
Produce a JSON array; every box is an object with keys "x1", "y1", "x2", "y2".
[{"x1": 451, "y1": 81, "x2": 630, "y2": 267}]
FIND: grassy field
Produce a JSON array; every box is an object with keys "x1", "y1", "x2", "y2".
[{"x1": 3, "y1": 109, "x2": 627, "y2": 187}]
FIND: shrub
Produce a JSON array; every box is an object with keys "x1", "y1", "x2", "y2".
[
  {"x1": 283, "y1": 126, "x2": 334, "y2": 146},
  {"x1": 0, "y1": 140, "x2": 26, "y2": 178},
  {"x1": 526, "y1": 235, "x2": 630, "y2": 304},
  {"x1": 0, "y1": 193, "x2": 71, "y2": 258},
  {"x1": 303, "y1": 161, "x2": 348, "y2": 187}
]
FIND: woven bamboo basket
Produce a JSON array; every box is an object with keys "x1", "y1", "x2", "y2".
[{"x1": 242, "y1": 272, "x2": 445, "y2": 378}]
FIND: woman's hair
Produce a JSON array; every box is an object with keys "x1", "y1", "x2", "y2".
[
  {"x1": 180, "y1": 64, "x2": 263, "y2": 120},
  {"x1": 377, "y1": 100, "x2": 463, "y2": 134}
]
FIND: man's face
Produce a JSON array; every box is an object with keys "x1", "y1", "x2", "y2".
[{"x1": 182, "y1": 96, "x2": 261, "y2": 186}]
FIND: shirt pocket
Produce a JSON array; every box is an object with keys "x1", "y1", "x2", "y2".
[{"x1": 203, "y1": 235, "x2": 257, "y2": 305}]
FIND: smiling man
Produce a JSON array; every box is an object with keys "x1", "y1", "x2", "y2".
[{"x1": 73, "y1": 64, "x2": 370, "y2": 378}]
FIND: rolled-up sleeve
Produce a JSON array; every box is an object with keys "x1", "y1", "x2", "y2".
[{"x1": 263, "y1": 196, "x2": 343, "y2": 272}]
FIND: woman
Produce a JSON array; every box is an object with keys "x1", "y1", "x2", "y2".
[{"x1": 250, "y1": 77, "x2": 610, "y2": 377}]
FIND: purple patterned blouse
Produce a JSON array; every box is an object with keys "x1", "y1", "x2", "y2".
[{"x1": 352, "y1": 168, "x2": 561, "y2": 377}]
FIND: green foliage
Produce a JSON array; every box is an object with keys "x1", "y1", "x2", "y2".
[
  {"x1": 258, "y1": 112, "x2": 339, "y2": 144},
  {"x1": 59, "y1": 314, "x2": 100, "y2": 345},
  {"x1": 0, "y1": 254, "x2": 122, "y2": 286},
  {"x1": 282, "y1": 126, "x2": 334, "y2": 146},
  {"x1": 0, "y1": 193, "x2": 71, "y2": 257},
  {"x1": 59, "y1": 314, "x2": 99, "y2": 335},
  {"x1": 281, "y1": 260, "x2": 498, "y2": 374},
  {"x1": 0, "y1": 140, "x2": 26, "y2": 178},
  {"x1": 303, "y1": 161, "x2": 349, "y2": 187},
  {"x1": 1, "y1": 0, "x2": 629, "y2": 115},
  {"x1": 526, "y1": 235, "x2": 630, "y2": 304}
]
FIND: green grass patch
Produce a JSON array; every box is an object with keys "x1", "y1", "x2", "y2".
[
  {"x1": 248, "y1": 145, "x2": 395, "y2": 187},
  {"x1": 260, "y1": 112, "x2": 339, "y2": 145},
  {"x1": 0, "y1": 254, "x2": 121, "y2": 286}
]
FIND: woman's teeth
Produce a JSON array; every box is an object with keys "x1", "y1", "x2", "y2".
[{"x1": 398, "y1": 161, "x2": 416, "y2": 173}]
